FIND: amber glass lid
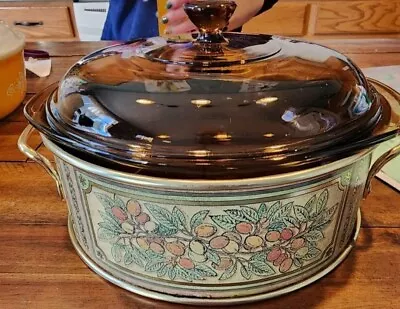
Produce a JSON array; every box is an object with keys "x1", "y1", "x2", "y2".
[{"x1": 44, "y1": 0, "x2": 386, "y2": 178}]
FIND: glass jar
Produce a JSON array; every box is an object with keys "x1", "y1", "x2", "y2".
[{"x1": 0, "y1": 21, "x2": 26, "y2": 119}]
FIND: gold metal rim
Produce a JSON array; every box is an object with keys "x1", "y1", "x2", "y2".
[
  {"x1": 42, "y1": 135, "x2": 372, "y2": 192},
  {"x1": 68, "y1": 209, "x2": 362, "y2": 306}
]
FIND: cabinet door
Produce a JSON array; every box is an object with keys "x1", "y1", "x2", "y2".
[
  {"x1": 315, "y1": 1, "x2": 400, "y2": 35},
  {"x1": 242, "y1": 0, "x2": 400, "y2": 39},
  {"x1": 0, "y1": 6, "x2": 76, "y2": 41},
  {"x1": 243, "y1": 3, "x2": 308, "y2": 36}
]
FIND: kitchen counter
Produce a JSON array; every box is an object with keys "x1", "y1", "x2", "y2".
[{"x1": 0, "y1": 40, "x2": 399, "y2": 309}]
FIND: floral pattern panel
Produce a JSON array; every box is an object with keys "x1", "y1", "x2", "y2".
[{"x1": 82, "y1": 181, "x2": 343, "y2": 284}]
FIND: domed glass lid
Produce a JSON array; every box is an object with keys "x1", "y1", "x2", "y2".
[{"x1": 45, "y1": 0, "x2": 386, "y2": 178}]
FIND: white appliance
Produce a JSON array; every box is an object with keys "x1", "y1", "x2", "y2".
[{"x1": 73, "y1": 1, "x2": 109, "y2": 41}]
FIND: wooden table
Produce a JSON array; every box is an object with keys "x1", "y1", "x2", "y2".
[{"x1": 0, "y1": 40, "x2": 399, "y2": 309}]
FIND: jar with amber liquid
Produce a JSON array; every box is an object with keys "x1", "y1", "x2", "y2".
[{"x1": 0, "y1": 22, "x2": 26, "y2": 119}]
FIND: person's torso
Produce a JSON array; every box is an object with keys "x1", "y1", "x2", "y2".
[{"x1": 102, "y1": 0, "x2": 158, "y2": 41}]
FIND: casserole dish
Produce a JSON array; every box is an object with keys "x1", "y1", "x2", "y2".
[{"x1": 18, "y1": 1, "x2": 400, "y2": 305}]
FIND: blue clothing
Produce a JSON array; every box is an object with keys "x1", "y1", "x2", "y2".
[
  {"x1": 102, "y1": 0, "x2": 159, "y2": 41},
  {"x1": 102, "y1": 0, "x2": 279, "y2": 41}
]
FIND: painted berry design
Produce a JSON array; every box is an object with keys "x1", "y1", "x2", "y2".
[{"x1": 95, "y1": 189, "x2": 337, "y2": 282}]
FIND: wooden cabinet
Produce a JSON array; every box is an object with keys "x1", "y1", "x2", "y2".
[
  {"x1": 243, "y1": 0, "x2": 400, "y2": 39},
  {"x1": 0, "y1": 0, "x2": 399, "y2": 42},
  {"x1": 0, "y1": 1, "x2": 78, "y2": 41}
]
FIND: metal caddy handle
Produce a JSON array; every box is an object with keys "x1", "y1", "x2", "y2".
[
  {"x1": 17, "y1": 124, "x2": 64, "y2": 199},
  {"x1": 364, "y1": 142, "x2": 400, "y2": 198},
  {"x1": 363, "y1": 78, "x2": 400, "y2": 198}
]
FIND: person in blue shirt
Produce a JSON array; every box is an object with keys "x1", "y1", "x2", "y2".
[{"x1": 102, "y1": 0, "x2": 279, "y2": 41}]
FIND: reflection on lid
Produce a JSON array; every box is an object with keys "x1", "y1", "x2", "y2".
[
  {"x1": 188, "y1": 150, "x2": 211, "y2": 157},
  {"x1": 350, "y1": 85, "x2": 372, "y2": 118},
  {"x1": 263, "y1": 133, "x2": 275, "y2": 138},
  {"x1": 213, "y1": 133, "x2": 232, "y2": 142},
  {"x1": 72, "y1": 97, "x2": 118, "y2": 137},
  {"x1": 191, "y1": 99, "x2": 211, "y2": 107},
  {"x1": 282, "y1": 109, "x2": 296, "y2": 122},
  {"x1": 256, "y1": 97, "x2": 279, "y2": 105},
  {"x1": 136, "y1": 98, "x2": 155, "y2": 105}
]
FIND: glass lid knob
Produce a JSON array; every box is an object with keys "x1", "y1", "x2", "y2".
[{"x1": 184, "y1": 0, "x2": 237, "y2": 44}]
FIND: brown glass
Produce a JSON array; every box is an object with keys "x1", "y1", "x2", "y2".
[{"x1": 24, "y1": 1, "x2": 400, "y2": 179}]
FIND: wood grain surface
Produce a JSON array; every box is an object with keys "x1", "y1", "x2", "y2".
[
  {"x1": 0, "y1": 41, "x2": 399, "y2": 309},
  {"x1": 244, "y1": 2, "x2": 308, "y2": 36},
  {"x1": 316, "y1": 1, "x2": 400, "y2": 35},
  {"x1": 243, "y1": 0, "x2": 400, "y2": 39}
]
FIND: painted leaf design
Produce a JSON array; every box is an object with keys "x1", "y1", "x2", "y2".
[
  {"x1": 257, "y1": 203, "x2": 268, "y2": 219},
  {"x1": 157, "y1": 265, "x2": 168, "y2": 277},
  {"x1": 124, "y1": 250, "x2": 134, "y2": 265},
  {"x1": 219, "y1": 261, "x2": 237, "y2": 281},
  {"x1": 325, "y1": 203, "x2": 338, "y2": 220},
  {"x1": 270, "y1": 202, "x2": 293, "y2": 222},
  {"x1": 340, "y1": 171, "x2": 352, "y2": 187},
  {"x1": 312, "y1": 203, "x2": 338, "y2": 230},
  {"x1": 316, "y1": 189, "x2": 329, "y2": 215},
  {"x1": 294, "y1": 205, "x2": 309, "y2": 222},
  {"x1": 99, "y1": 210, "x2": 121, "y2": 229},
  {"x1": 114, "y1": 196, "x2": 126, "y2": 211},
  {"x1": 190, "y1": 210, "x2": 209, "y2": 231},
  {"x1": 311, "y1": 212, "x2": 326, "y2": 228},
  {"x1": 172, "y1": 206, "x2": 187, "y2": 229},
  {"x1": 266, "y1": 201, "x2": 281, "y2": 219},
  {"x1": 248, "y1": 252, "x2": 276, "y2": 276},
  {"x1": 302, "y1": 246, "x2": 322, "y2": 260},
  {"x1": 78, "y1": 175, "x2": 90, "y2": 189},
  {"x1": 249, "y1": 251, "x2": 266, "y2": 263},
  {"x1": 210, "y1": 215, "x2": 237, "y2": 230},
  {"x1": 145, "y1": 261, "x2": 166, "y2": 272},
  {"x1": 98, "y1": 222, "x2": 118, "y2": 232},
  {"x1": 195, "y1": 264, "x2": 217, "y2": 277},
  {"x1": 304, "y1": 230, "x2": 324, "y2": 242},
  {"x1": 224, "y1": 209, "x2": 247, "y2": 222},
  {"x1": 268, "y1": 221, "x2": 285, "y2": 231},
  {"x1": 155, "y1": 224, "x2": 178, "y2": 236},
  {"x1": 95, "y1": 193, "x2": 115, "y2": 210},
  {"x1": 293, "y1": 258, "x2": 303, "y2": 268},
  {"x1": 146, "y1": 203, "x2": 177, "y2": 230},
  {"x1": 104, "y1": 218, "x2": 123, "y2": 232},
  {"x1": 241, "y1": 206, "x2": 259, "y2": 223},
  {"x1": 305, "y1": 195, "x2": 317, "y2": 216},
  {"x1": 240, "y1": 264, "x2": 251, "y2": 280},
  {"x1": 176, "y1": 266, "x2": 203, "y2": 282},
  {"x1": 98, "y1": 227, "x2": 119, "y2": 240},
  {"x1": 168, "y1": 266, "x2": 177, "y2": 280},
  {"x1": 308, "y1": 241, "x2": 318, "y2": 248},
  {"x1": 111, "y1": 244, "x2": 126, "y2": 263},
  {"x1": 145, "y1": 249, "x2": 164, "y2": 261},
  {"x1": 283, "y1": 216, "x2": 299, "y2": 228},
  {"x1": 131, "y1": 245, "x2": 147, "y2": 262},
  {"x1": 315, "y1": 220, "x2": 332, "y2": 232},
  {"x1": 129, "y1": 249, "x2": 145, "y2": 267},
  {"x1": 206, "y1": 249, "x2": 221, "y2": 265},
  {"x1": 249, "y1": 260, "x2": 275, "y2": 277}
]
